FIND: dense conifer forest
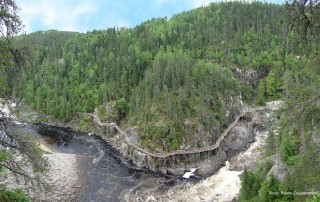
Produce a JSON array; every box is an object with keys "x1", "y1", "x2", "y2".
[
  {"x1": 2, "y1": 1, "x2": 319, "y2": 201},
  {"x1": 12, "y1": 2, "x2": 285, "y2": 149}
]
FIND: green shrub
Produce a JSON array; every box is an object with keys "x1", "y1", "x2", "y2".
[
  {"x1": 0, "y1": 187, "x2": 30, "y2": 202},
  {"x1": 280, "y1": 136, "x2": 298, "y2": 165}
]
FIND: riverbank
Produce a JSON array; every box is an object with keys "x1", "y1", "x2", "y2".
[
  {"x1": 89, "y1": 106, "x2": 269, "y2": 177},
  {"x1": 122, "y1": 105, "x2": 276, "y2": 202},
  {"x1": 40, "y1": 139, "x2": 86, "y2": 201},
  {"x1": 8, "y1": 100, "x2": 251, "y2": 177},
  {"x1": 0, "y1": 100, "x2": 83, "y2": 201},
  {"x1": 163, "y1": 127, "x2": 269, "y2": 201},
  {"x1": 0, "y1": 135, "x2": 84, "y2": 201},
  {"x1": 43, "y1": 153, "x2": 84, "y2": 201},
  {"x1": 2, "y1": 98, "x2": 283, "y2": 201}
]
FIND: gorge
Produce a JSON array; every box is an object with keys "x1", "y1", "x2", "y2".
[
  {"x1": 1, "y1": 1, "x2": 320, "y2": 201},
  {"x1": 1, "y1": 99, "x2": 279, "y2": 201}
]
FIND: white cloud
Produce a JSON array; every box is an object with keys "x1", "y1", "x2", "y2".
[
  {"x1": 101, "y1": 14, "x2": 129, "y2": 29},
  {"x1": 154, "y1": 0, "x2": 216, "y2": 11},
  {"x1": 189, "y1": 0, "x2": 216, "y2": 8},
  {"x1": 15, "y1": 0, "x2": 227, "y2": 33},
  {"x1": 155, "y1": 0, "x2": 170, "y2": 6},
  {"x1": 17, "y1": 0, "x2": 97, "y2": 33}
]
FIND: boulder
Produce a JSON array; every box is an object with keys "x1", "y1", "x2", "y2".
[
  {"x1": 267, "y1": 154, "x2": 287, "y2": 181},
  {"x1": 197, "y1": 148, "x2": 227, "y2": 177}
]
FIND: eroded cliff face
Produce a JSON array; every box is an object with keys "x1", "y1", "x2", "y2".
[{"x1": 101, "y1": 104, "x2": 273, "y2": 177}]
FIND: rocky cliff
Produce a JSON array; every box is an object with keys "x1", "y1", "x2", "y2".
[
  {"x1": 94, "y1": 104, "x2": 274, "y2": 177},
  {"x1": 11, "y1": 99, "x2": 279, "y2": 178}
]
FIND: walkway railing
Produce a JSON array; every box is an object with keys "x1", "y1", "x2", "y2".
[{"x1": 86, "y1": 107, "x2": 266, "y2": 159}]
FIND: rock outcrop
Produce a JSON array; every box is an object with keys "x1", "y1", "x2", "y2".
[
  {"x1": 97, "y1": 106, "x2": 272, "y2": 177},
  {"x1": 9, "y1": 98, "x2": 277, "y2": 178}
]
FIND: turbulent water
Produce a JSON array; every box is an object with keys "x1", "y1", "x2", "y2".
[
  {"x1": 4, "y1": 99, "x2": 274, "y2": 201},
  {"x1": 19, "y1": 124, "x2": 197, "y2": 202}
]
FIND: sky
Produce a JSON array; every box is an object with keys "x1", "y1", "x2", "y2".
[{"x1": 15, "y1": 0, "x2": 284, "y2": 33}]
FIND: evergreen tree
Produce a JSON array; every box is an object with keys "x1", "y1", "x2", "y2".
[
  {"x1": 239, "y1": 166, "x2": 252, "y2": 200},
  {"x1": 261, "y1": 175, "x2": 280, "y2": 202},
  {"x1": 257, "y1": 80, "x2": 266, "y2": 106}
]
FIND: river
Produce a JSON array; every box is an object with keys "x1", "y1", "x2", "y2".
[
  {"x1": 20, "y1": 121, "x2": 264, "y2": 202},
  {"x1": 3, "y1": 99, "x2": 277, "y2": 201},
  {"x1": 19, "y1": 123, "x2": 197, "y2": 202}
]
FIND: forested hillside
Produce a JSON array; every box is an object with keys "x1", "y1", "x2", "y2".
[
  {"x1": 11, "y1": 2, "x2": 285, "y2": 151},
  {"x1": 237, "y1": 0, "x2": 320, "y2": 201},
  {"x1": 4, "y1": 1, "x2": 320, "y2": 201}
]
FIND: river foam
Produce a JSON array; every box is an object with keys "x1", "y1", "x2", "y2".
[
  {"x1": 122, "y1": 108, "x2": 272, "y2": 202},
  {"x1": 1, "y1": 99, "x2": 279, "y2": 201}
]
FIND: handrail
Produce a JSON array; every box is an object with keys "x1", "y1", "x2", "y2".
[{"x1": 86, "y1": 107, "x2": 266, "y2": 158}]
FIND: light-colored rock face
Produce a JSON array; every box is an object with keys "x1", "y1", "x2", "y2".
[
  {"x1": 132, "y1": 150, "x2": 147, "y2": 168},
  {"x1": 226, "y1": 108, "x2": 272, "y2": 171},
  {"x1": 234, "y1": 68, "x2": 259, "y2": 86},
  {"x1": 127, "y1": 128, "x2": 140, "y2": 144},
  {"x1": 267, "y1": 154, "x2": 287, "y2": 181},
  {"x1": 4, "y1": 98, "x2": 282, "y2": 201},
  {"x1": 223, "y1": 123, "x2": 255, "y2": 151},
  {"x1": 197, "y1": 148, "x2": 227, "y2": 177},
  {"x1": 0, "y1": 99, "x2": 16, "y2": 118},
  {"x1": 144, "y1": 109, "x2": 273, "y2": 202},
  {"x1": 122, "y1": 121, "x2": 271, "y2": 202},
  {"x1": 267, "y1": 100, "x2": 284, "y2": 111},
  {"x1": 111, "y1": 103, "x2": 273, "y2": 178}
]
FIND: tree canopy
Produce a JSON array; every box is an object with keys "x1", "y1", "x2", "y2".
[
  {"x1": 1, "y1": 1, "x2": 48, "y2": 200},
  {"x1": 12, "y1": 2, "x2": 285, "y2": 151},
  {"x1": 2, "y1": 1, "x2": 320, "y2": 201}
]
